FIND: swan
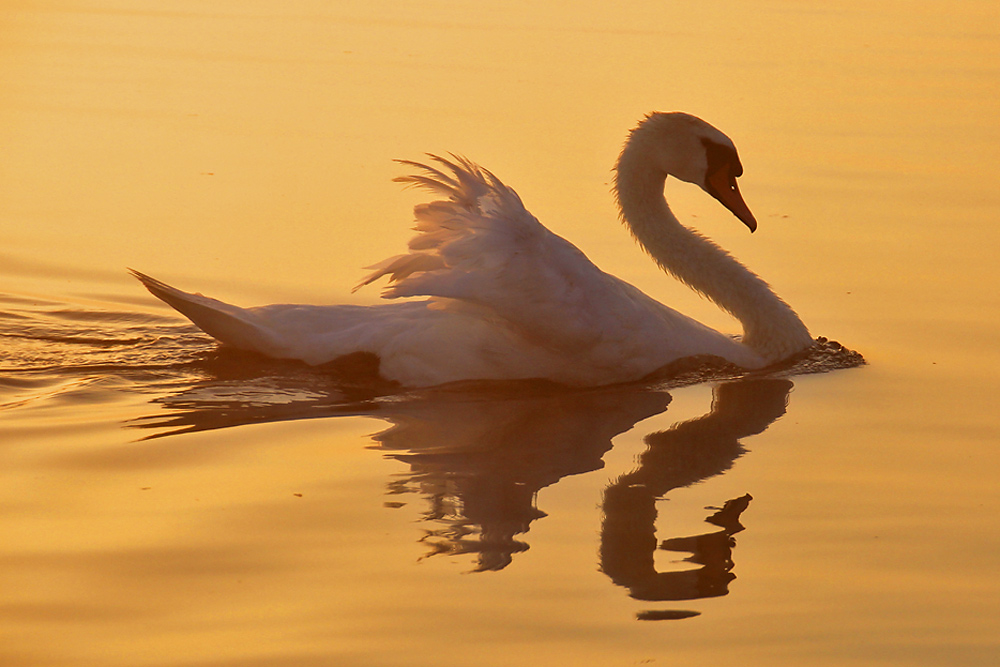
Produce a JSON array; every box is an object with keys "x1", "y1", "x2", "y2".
[{"x1": 132, "y1": 112, "x2": 813, "y2": 387}]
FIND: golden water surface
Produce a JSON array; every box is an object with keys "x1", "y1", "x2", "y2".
[{"x1": 2, "y1": 1, "x2": 999, "y2": 665}]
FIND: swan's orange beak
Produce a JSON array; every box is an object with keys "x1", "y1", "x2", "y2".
[{"x1": 707, "y1": 169, "x2": 758, "y2": 233}]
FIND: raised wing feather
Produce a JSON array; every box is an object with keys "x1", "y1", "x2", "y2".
[
  {"x1": 357, "y1": 155, "x2": 545, "y2": 289},
  {"x1": 357, "y1": 155, "x2": 647, "y2": 359}
]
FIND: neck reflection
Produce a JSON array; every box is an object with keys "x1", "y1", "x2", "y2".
[{"x1": 601, "y1": 379, "x2": 791, "y2": 616}]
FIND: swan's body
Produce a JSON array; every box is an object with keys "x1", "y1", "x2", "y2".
[{"x1": 133, "y1": 113, "x2": 813, "y2": 387}]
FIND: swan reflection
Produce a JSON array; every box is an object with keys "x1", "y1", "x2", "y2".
[{"x1": 134, "y1": 362, "x2": 792, "y2": 617}]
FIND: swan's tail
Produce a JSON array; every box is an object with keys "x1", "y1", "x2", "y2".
[{"x1": 129, "y1": 269, "x2": 281, "y2": 354}]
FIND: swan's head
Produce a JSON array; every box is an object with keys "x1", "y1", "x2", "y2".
[{"x1": 624, "y1": 112, "x2": 758, "y2": 232}]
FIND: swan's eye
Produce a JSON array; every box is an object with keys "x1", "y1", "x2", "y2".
[
  {"x1": 702, "y1": 138, "x2": 743, "y2": 182},
  {"x1": 701, "y1": 140, "x2": 741, "y2": 200}
]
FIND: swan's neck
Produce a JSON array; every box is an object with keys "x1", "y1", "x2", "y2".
[{"x1": 613, "y1": 149, "x2": 812, "y2": 364}]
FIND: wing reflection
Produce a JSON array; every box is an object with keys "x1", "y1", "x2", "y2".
[
  {"x1": 371, "y1": 385, "x2": 672, "y2": 571},
  {"x1": 133, "y1": 362, "x2": 792, "y2": 615}
]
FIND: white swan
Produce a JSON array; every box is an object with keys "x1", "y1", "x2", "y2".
[{"x1": 132, "y1": 112, "x2": 813, "y2": 387}]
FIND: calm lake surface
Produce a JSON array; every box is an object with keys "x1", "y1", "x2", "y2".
[{"x1": 2, "y1": 1, "x2": 999, "y2": 665}]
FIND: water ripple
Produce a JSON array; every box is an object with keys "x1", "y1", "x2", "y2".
[{"x1": 1, "y1": 288, "x2": 864, "y2": 421}]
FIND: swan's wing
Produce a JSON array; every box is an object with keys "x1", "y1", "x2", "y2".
[
  {"x1": 355, "y1": 154, "x2": 545, "y2": 292},
  {"x1": 358, "y1": 155, "x2": 639, "y2": 357}
]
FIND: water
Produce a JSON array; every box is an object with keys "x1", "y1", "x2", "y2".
[{"x1": 2, "y1": 1, "x2": 999, "y2": 665}]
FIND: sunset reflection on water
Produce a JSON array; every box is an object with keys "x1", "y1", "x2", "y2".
[{"x1": 2, "y1": 1, "x2": 999, "y2": 666}]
